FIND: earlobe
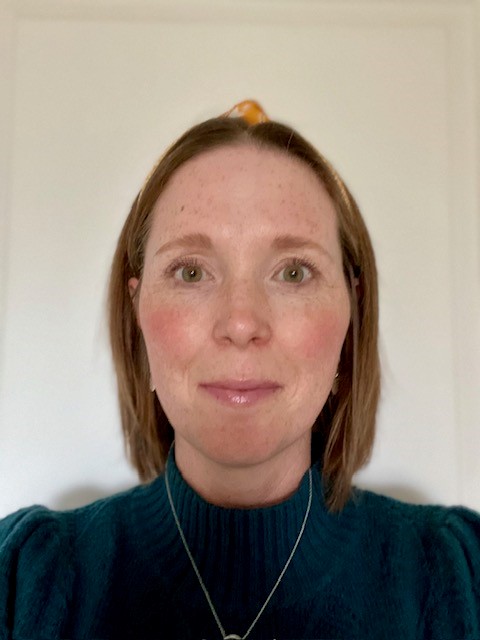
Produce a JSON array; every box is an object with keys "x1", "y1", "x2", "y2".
[{"x1": 331, "y1": 372, "x2": 339, "y2": 396}]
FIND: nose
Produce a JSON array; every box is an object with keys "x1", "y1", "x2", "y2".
[{"x1": 212, "y1": 277, "x2": 272, "y2": 348}]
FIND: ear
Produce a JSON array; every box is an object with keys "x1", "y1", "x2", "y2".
[
  {"x1": 128, "y1": 277, "x2": 141, "y2": 327},
  {"x1": 128, "y1": 277, "x2": 139, "y2": 300}
]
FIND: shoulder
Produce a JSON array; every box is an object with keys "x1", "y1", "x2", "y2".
[
  {"x1": 3, "y1": 477, "x2": 162, "y2": 541},
  {"x1": 0, "y1": 480, "x2": 160, "y2": 638},
  {"x1": 353, "y1": 487, "x2": 480, "y2": 543},
  {"x1": 351, "y1": 488, "x2": 480, "y2": 555},
  {"x1": 0, "y1": 505, "x2": 73, "y2": 637},
  {"x1": 0, "y1": 503, "x2": 74, "y2": 585},
  {"x1": 0, "y1": 504, "x2": 70, "y2": 563},
  {"x1": 0, "y1": 480, "x2": 147, "y2": 541},
  {"x1": 351, "y1": 489, "x2": 480, "y2": 636},
  {"x1": 0, "y1": 475, "x2": 165, "y2": 554},
  {"x1": 0, "y1": 477, "x2": 166, "y2": 573}
]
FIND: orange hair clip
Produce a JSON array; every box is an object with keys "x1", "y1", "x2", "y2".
[{"x1": 222, "y1": 99, "x2": 270, "y2": 125}]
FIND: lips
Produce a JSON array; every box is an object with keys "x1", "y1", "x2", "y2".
[{"x1": 199, "y1": 379, "x2": 282, "y2": 407}]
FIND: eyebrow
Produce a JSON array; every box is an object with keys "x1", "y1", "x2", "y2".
[
  {"x1": 271, "y1": 234, "x2": 334, "y2": 261},
  {"x1": 154, "y1": 233, "x2": 213, "y2": 257},
  {"x1": 155, "y1": 232, "x2": 333, "y2": 261}
]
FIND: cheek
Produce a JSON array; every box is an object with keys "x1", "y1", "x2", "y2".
[
  {"x1": 140, "y1": 302, "x2": 199, "y2": 366},
  {"x1": 290, "y1": 307, "x2": 349, "y2": 361}
]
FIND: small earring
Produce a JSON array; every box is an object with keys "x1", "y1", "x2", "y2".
[
  {"x1": 331, "y1": 372, "x2": 339, "y2": 396},
  {"x1": 149, "y1": 375, "x2": 156, "y2": 393}
]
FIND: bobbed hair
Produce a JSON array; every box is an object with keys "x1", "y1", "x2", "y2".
[{"x1": 108, "y1": 116, "x2": 380, "y2": 511}]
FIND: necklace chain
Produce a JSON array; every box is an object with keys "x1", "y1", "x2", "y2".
[{"x1": 165, "y1": 460, "x2": 313, "y2": 640}]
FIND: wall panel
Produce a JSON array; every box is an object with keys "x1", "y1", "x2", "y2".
[{"x1": 0, "y1": 0, "x2": 478, "y2": 515}]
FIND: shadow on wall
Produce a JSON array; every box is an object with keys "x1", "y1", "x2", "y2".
[
  {"x1": 52, "y1": 481, "x2": 430, "y2": 511},
  {"x1": 356, "y1": 483, "x2": 430, "y2": 505},
  {"x1": 52, "y1": 483, "x2": 137, "y2": 511}
]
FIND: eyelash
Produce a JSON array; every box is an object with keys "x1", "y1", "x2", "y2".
[
  {"x1": 166, "y1": 258, "x2": 200, "y2": 274},
  {"x1": 164, "y1": 256, "x2": 320, "y2": 283},
  {"x1": 165, "y1": 257, "x2": 203, "y2": 280}
]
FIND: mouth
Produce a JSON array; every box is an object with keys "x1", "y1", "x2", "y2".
[{"x1": 199, "y1": 379, "x2": 282, "y2": 407}]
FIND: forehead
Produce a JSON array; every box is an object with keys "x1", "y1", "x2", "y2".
[
  {"x1": 163, "y1": 143, "x2": 330, "y2": 203},
  {"x1": 150, "y1": 143, "x2": 338, "y2": 240}
]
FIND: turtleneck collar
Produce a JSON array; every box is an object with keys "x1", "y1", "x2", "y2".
[
  {"x1": 166, "y1": 446, "x2": 314, "y2": 542},
  {"x1": 147, "y1": 447, "x2": 356, "y2": 608},
  {"x1": 164, "y1": 448, "x2": 312, "y2": 610},
  {"x1": 122, "y1": 446, "x2": 361, "y2": 638}
]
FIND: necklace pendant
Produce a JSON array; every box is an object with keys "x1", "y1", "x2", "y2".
[{"x1": 224, "y1": 635, "x2": 242, "y2": 640}]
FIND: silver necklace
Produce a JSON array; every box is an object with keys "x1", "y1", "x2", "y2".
[{"x1": 165, "y1": 461, "x2": 313, "y2": 640}]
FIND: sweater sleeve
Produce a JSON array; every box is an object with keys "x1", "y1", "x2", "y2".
[
  {"x1": 0, "y1": 506, "x2": 74, "y2": 640},
  {"x1": 420, "y1": 506, "x2": 480, "y2": 639}
]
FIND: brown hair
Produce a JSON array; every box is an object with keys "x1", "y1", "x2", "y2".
[{"x1": 108, "y1": 117, "x2": 380, "y2": 511}]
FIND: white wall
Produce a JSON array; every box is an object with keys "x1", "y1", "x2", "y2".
[{"x1": 0, "y1": 0, "x2": 479, "y2": 517}]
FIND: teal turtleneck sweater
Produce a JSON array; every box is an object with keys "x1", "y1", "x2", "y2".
[{"x1": 1, "y1": 451, "x2": 480, "y2": 639}]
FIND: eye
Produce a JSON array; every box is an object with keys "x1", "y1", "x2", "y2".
[
  {"x1": 281, "y1": 264, "x2": 306, "y2": 283},
  {"x1": 278, "y1": 259, "x2": 317, "y2": 284},
  {"x1": 177, "y1": 264, "x2": 203, "y2": 283}
]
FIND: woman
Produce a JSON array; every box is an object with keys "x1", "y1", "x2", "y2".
[{"x1": 0, "y1": 101, "x2": 479, "y2": 639}]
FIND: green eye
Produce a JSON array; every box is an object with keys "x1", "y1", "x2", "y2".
[
  {"x1": 181, "y1": 265, "x2": 203, "y2": 282},
  {"x1": 282, "y1": 265, "x2": 305, "y2": 283}
]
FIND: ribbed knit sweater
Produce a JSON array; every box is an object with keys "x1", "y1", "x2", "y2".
[{"x1": 1, "y1": 451, "x2": 480, "y2": 639}]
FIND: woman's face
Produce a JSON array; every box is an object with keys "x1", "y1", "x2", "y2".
[{"x1": 130, "y1": 144, "x2": 351, "y2": 470}]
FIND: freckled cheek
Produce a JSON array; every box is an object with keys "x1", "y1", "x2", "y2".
[
  {"x1": 290, "y1": 310, "x2": 350, "y2": 361},
  {"x1": 139, "y1": 303, "x2": 200, "y2": 364}
]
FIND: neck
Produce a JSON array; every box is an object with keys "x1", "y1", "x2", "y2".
[{"x1": 173, "y1": 438, "x2": 311, "y2": 508}]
